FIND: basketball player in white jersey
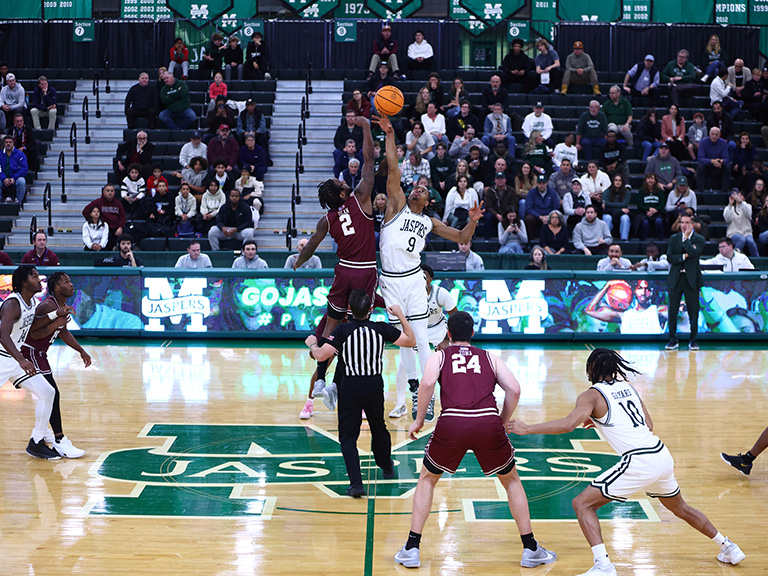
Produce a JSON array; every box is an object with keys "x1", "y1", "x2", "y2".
[
  {"x1": 508, "y1": 348, "x2": 745, "y2": 576},
  {"x1": 585, "y1": 279, "x2": 668, "y2": 335},
  {"x1": 390, "y1": 264, "x2": 457, "y2": 419},
  {"x1": 375, "y1": 114, "x2": 482, "y2": 413},
  {"x1": 0, "y1": 266, "x2": 72, "y2": 460}
]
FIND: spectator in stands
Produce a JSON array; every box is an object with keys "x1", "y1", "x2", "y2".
[
  {"x1": 207, "y1": 125, "x2": 239, "y2": 174},
  {"x1": 442, "y1": 77, "x2": 467, "y2": 119},
  {"x1": 335, "y1": 109, "x2": 364, "y2": 152},
  {"x1": 498, "y1": 207, "x2": 528, "y2": 254},
  {"x1": 421, "y1": 102, "x2": 448, "y2": 149},
  {"x1": 563, "y1": 178, "x2": 592, "y2": 231},
  {"x1": 702, "y1": 237, "x2": 754, "y2": 271},
  {"x1": 155, "y1": 66, "x2": 167, "y2": 96},
  {"x1": 522, "y1": 102, "x2": 553, "y2": 146},
  {"x1": 146, "y1": 164, "x2": 167, "y2": 197},
  {"x1": 10, "y1": 114, "x2": 38, "y2": 172},
  {"x1": 138, "y1": 180, "x2": 176, "y2": 238},
  {"x1": 623, "y1": 54, "x2": 660, "y2": 102},
  {"x1": 174, "y1": 156, "x2": 207, "y2": 202},
  {"x1": 660, "y1": 104, "x2": 687, "y2": 161},
  {"x1": 485, "y1": 141, "x2": 516, "y2": 181},
  {"x1": 175, "y1": 183, "x2": 197, "y2": 236},
  {"x1": 727, "y1": 62, "x2": 753, "y2": 101},
  {"x1": 245, "y1": 31, "x2": 270, "y2": 80},
  {"x1": 630, "y1": 242, "x2": 670, "y2": 271},
  {"x1": 552, "y1": 133, "x2": 579, "y2": 170},
  {"x1": 562, "y1": 41, "x2": 600, "y2": 96},
  {"x1": 742, "y1": 67, "x2": 766, "y2": 121},
  {"x1": 406, "y1": 30, "x2": 434, "y2": 71},
  {"x1": 670, "y1": 206, "x2": 705, "y2": 236},
  {"x1": 665, "y1": 176, "x2": 697, "y2": 219},
  {"x1": 124, "y1": 73, "x2": 159, "y2": 130},
  {"x1": 120, "y1": 163, "x2": 147, "y2": 217},
  {"x1": 406, "y1": 121, "x2": 434, "y2": 160},
  {"x1": 525, "y1": 173, "x2": 560, "y2": 238},
  {"x1": 482, "y1": 157, "x2": 512, "y2": 187},
  {"x1": 597, "y1": 244, "x2": 631, "y2": 271},
  {"x1": 424, "y1": 73, "x2": 444, "y2": 108},
  {"x1": 549, "y1": 158, "x2": 575, "y2": 202},
  {"x1": 197, "y1": 179, "x2": 225, "y2": 235},
  {"x1": 699, "y1": 34, "x2": 728, "y2": 84},
  {"x1": 442, "y1": 175, "x2": 478, "y2": 229},
  {"x1": 429, "y1": 142, "x2": 453, "y2": 196},
  {"x1": 239, "y1": 133, "x2": 268, "y2": 181},
  {"x1": 445, "y1": 158, "x2": 472, "y2": 191},
  {"x1": 731, "y1": 132, "x2": 755, "y2": 190},
  {"x1": 533, "y1": 38, "x2": 561, "y2": 94},
  {"x1": 0, "y1": 134, "x2": 27, "y2": 205},
  {"x1": 754, "y1": 187, "x2": 768, "y2": 249},
  {"x1": 406, "y1": 87, "x2": 431, "y2": 128},
  {"x1": 580, "y1": 160, "x2": 610, "y2": 215},
  {"x1": 483, "y1": 171, "x2": 518, "y2": 239},
  {"x1": 697, "y1": 126, "x2": 731, "y2": 191},
  {"x1": 481, "y1": 75, "x2": 509, "y2": 116},
  {"x1": 707, "y1": 100, "x2": 736, "y2": 153},
  {"x1": 448, "y1": 100, "x2": 479, "y2": 140},
  {"x1": 637, "y1": 107, "x2": 662, "y2": 160},
  {"x1": 232, "y1": 240, "x2": 268, "y2": 269},
  {"x1": 209, "y1": 191, "x2": 254, "y2": 252},
  {"x1": 82, "y1": 206, "x2": 109, "y2": 251},
  {"x1": 179, "y1": 132, "x2": 207, "y2": 169},
  {"x1": 634, "y1": 173, "x2": 666, "y2": 241},
  {"x1": 724, "y1": 188, "x2": 758, "y2": 257},
  {"x1": 466, "y1": 146, "x2": 486, "y2": 188},
  {"x1": 448, "y1": 124, "x2": 487, "y2": 160},
  {"x1": 347, "y1": 89, "x2": 371, "y2": 118},
  {"x1": 285, "y1": 238, "x2": 322, "y2": 269},
  {"x1": 222, "y1": 36, "x2": 244, "y2": 82},
  {"x1": 710, "y1": 69, "x2": 741, "y2": 118},
  {"x1": 576, "y1": 100, "x2": 607, "y2": 161},
  {"x1": 458, "y1": 240, "x2": 484, "y2": 271},
  {"x1": 661, "y1": 49, "x2": 698, "y2": 108},
  {"x1": 573, "y1": 205, "x2": 612, "y2": 255},
  {"x1": 341, "y1": 158, "x2": 361, "y2": 190},
  {"x1": 482, "y1": 102, "x2": 514, "y2": 151},
  {"x1": 101, "y1": 234, "x2": 143, "y2": 267},
  {"x1": 237, "y1": 99, "x2": 270, "y2": 160},
  {"x1": 400, "y1": 149, "x2": 430, "y2": 187},
  {"x1": 0, "y1": 73, "x2": 25, "y2": 131},
  {"x1": 368, "y1": 24, "x2": 402, "y2": 79},
  {"x1": 603, "y1": 173, "x2": 631, "y2": 241},
  {"x1": 333, "y1": 139, "x2": 363, "y2": 179},
  {"x1": 366, "y1": 62, "x2": 396, "y2": 104},
  {"x1": 21, "y1": 231, "x2": 59, "y2": 266},
  {"x1": 602, "y1": 85, "x2": 633, "y2": 147},
  {"x1": 514, "y1": 161, "x2": 536, "y2": 215},
  {"x1": 115, "y1": 131, "x2": 154, "y2": 181},
  {"x1": 526, "y1": 245, "x2": 549, "y2": 269},
  {"x1": 539, "y1": 210, "x2": 567, "y2": 255},
  {"x1": 601, "y1": 130, "x2": 628, "y2": 183},
  {"x1": 82, "y1": 184, "x2": 126, "y2": 250},
  {"x1": 30, "y1": 76, "x2": 57, "y2": 130},
  {"x1": 203, "y1": 159, "x2": 234, "y2": 194},
  {"x1": 233, "y1": 167, "x2": 263, "y2": 226},
  {"x1": 199, "y1": 33, "x2": 224, "y2": 80},
  {"x1": 521, "y1": 131, "x2": 550, "y2": 176},
  {"x1": 175, "y1": 240, "x2": 213, "y2": 268},
  {"x1": 206, "y1": 95, "x2": 237, "y2": 138},
  {"x1": 687, "y1": 112, "x2": 707, "y2": 160},
  {"x1": 500, "y1": 39, "x2": 537, "y2": 93},
  {"x1": 0, "y1": 63, "x2": 7, "y2": 87},
  {"x1": 159, "y1": 72, "x2": 196, "y2": 130},
  {"x1": 168, "y1": 37, "x2": 190, "y2": 80}
]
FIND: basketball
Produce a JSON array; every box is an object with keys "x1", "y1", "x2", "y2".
[
  {"x1": 375, "y1": 86, "x2": 404, "y2": 117},
  {"x1": 605, "y1": 280, "x2": 633, "y2": 311}
]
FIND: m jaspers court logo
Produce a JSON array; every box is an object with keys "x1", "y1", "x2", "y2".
[{"x1": 142, "y1": 277, "x2": 211, "y2": 332}]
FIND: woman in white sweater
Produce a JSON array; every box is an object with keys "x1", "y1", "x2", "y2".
[
  {"x1": 197, "y1": 179, "x2": 226, "y2": 235},
  {"x1": 82, "y1": 206, "x2": 109, "y2": 251},
  {"x1": 724, "y1": 190, "x2": 759, "y2": 256},
  {"x1": 443, "y1": 175, "x2": 479, "y2": 229},
  {"x1": 498, "y1": 207, "x2": 528, "y2": 254},
  {"x1": 709, "y1": 68, "x2": 741, "y2": 118},
  {"x1": 579, "y1": 160, "x2": 610, "y2": 216}
]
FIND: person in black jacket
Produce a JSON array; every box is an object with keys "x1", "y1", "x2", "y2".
[
  {"x1": 707, "y1": 101, "x2": 737, "y2": 153},
  {"x1": 366, "y1": 62, "x2": 396, "y2": 101},
  {"x1": 334, "y1": 110, "x2": 364, "y2": 151},
  {"x1": 481, "y1": 75, "x2": 510, "y2": 116},
  {"x1": 114, "y1": 132, "x2": 155, "y2": 180},
  {"x1": 245, "y1": 31, "x2": 270, "y2": 80},
  {"x1": 205, "y1": 95, "x2": 237, "y2": 138},
  {"x1": 208, "y1": 189, "x2": 255, "y2": 250},
  {"x1": 222, "y1": 35, "x2": 244, "y2": 82},
  {"x1": 500, "y1": 39, "x2": 537, "y2": 93},
  {"x1": 30, "y1": 76, "x2": 57, "y2": 130},
  {"x1": 134, "y1": 180, "x2": 176, "y2": 239},
  {"x1": 124, "y1": 73, "x2": 160, "y2": 130}
]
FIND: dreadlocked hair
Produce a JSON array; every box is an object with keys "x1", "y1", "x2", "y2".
[
  {"x1": 317, "y1": 179, "x2": 346, "y2": 211},
  {"x1": 586, "y1": 348, "x2": 641, "y2": 384}
]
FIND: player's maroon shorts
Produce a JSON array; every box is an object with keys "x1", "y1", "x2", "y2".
[
  {"x1": 326, "y1": 264, "x2": 378, "y2": 319},
  {"x1": 424, "y1": 411, "x2": 515, "y2": 476},
  {"x1": 21, "y1": 345, "x2": 52, "y2": 375}
]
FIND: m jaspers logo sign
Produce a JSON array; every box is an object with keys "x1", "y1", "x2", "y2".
[
  {"x1": 142, "y1": 277, "x2": 211, "y2": 332},
  {"x1": 166, "y1": 0, "x2": 233, "y2": 27}
]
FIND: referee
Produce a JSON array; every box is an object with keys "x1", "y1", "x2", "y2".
[{"x1": 307, "y1": 289, "x2": 415, "y2": 497}]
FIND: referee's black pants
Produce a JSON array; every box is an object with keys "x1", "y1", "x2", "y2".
[{"x1": 338, "y1": 375, "x2": 393, "y2": 487}]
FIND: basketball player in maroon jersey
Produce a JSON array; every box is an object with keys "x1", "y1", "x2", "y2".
[
  {"x1": 395, "y1": 312, "x2": 557, "y2": 569},
  {"x1": 23, "y1": 272, "x2": 91, "y2": 458},
  {"x1": 294, "y1": 115, "x2": 376, "y2": 410}
]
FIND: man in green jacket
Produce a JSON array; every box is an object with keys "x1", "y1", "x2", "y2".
[
  {"x1": 661, "y1": 49, "x2": 698, "y2": 108},
  {"x1": 666, "y1": 213, "x2": 704, "y2": 351},
  {"x1": 158, "y1": 72, "x2": 196, "y2": 130}
]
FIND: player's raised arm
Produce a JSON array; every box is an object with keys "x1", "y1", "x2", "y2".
[
  {"x1": 351, "y1": 116, "x2": 374, "y2": 213},
  {"x1": 293, "y1": 215, "x2": 329, "y2": 270},
  {"x1": 508, "y1": 389, "x2": 601, "y2": 436},
  {"x1": 430, "y1": 200, "x2": 484, "y2": 244},
  {"x1": 373, "y1": 115, "x2": 405, "y2": 222},
  {"x1": 491, "y1": 355, "x2": 521, "y2": 424},
  {"x1": 585, "y1": 281, "x2": 621, "y2": 323}
]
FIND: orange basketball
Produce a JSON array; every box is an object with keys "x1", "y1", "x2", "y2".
[
  {"x1": 375, "y1": 85, "x2": 404, "y2": 117},
  {"x1": 605, "y1": 280, "x2": 633, "y2": 311}
]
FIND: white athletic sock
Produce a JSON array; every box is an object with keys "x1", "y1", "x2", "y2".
[
  {"x1": 711, "y1": 532, "x2": 727, "y2": 548},
  {"x1": 591, "y1": 543, "x2": 610, "y2": 566}
]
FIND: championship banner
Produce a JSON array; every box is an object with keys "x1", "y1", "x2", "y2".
[
  {"x1": 43, "y1": 0, "x2": 92, "y2": 19},
  {"x1": 4, "y1": 3, "x2": 42, "y2": 18},
  {"x1": 276, "y1": 0, "x2": 325, "y2": 17},
  {"x1": 458, "y1": 0, "x2": 524, "y2": 25},
  {"x1": 653, "y1": 0, "x2": 713, "y2": 23},
  {"x1": 216, "y1": 0, "x2": 259, "y2": 34},
  {"x1": 299, "y1": 0, "x2": 339, "y2": 19},
  {"x1": 121, "y1": 0, "x2": 172, "y2": 20},
  {"x1": 557, "y1": 0, "x2": 622, "y2": 22},
  {"x1": 531, "y1": 1, "x2": 558, "y2": 42},
  {"x1": 716, "y1": 0, "x2": 748, "y2": 24},
  {"x1": 368, "y1": 0, "x2": 420, "y2": 17},
  {"x1": 364, "y1": 0, "x2": 422, "y2": 19},
  {"x1": 165, "y1": 0, "x2": 234, "y2": 28},
  {"x1": 333, "y1": 0, "x2": 375, "y2": 17},
  {"x1": 622, "y1": 0, "x2": 651, "y2": 22},
  {"x1": 450, "y1": 0, "x2": 489, "y2": 36}
]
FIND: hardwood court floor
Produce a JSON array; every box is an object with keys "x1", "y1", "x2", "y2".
[{"x1": 0, "y1": 341, "x2": 766, "y2": 576}]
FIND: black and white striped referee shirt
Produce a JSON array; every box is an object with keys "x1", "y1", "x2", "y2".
[{"x1": 328, "y1": 319, "x2": 401, "y2": 377}]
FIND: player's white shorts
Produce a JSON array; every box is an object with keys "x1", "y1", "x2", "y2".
[
  {"x1": 0, "y1": 353, "x2": 37, "y2": 389},
  {"x1": 428, "y1": 324, "x2": 446, "y2": 347},
  {"x1": 591, "y1": 441, "x2": 679, "y2": 502},
  {"x1": 379, "y1": 268, "x2": 428, "y2": 323}
]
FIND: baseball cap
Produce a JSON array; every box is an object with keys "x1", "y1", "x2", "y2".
[
  {"x1": 534, "y1": 101, "x2": 543, "y2": 108},
  {"x1": 537, "y1": 173, "x2": 547, "y2": 182},
  {"x1": 572, "y1": 177, "x2": 582, "y2": 183},
  {"x1": 218, "y1": 124, "x2": 230, "y2": 131},
  {"x1": 246, "y1": 98, "x2": 255, "y2": 106},
  {"x1": 379, "y1": 61, "x2": 389, "y2": 68},
  {"x1": 5, "y1": 73, "x2": 15, "y2": 81},
  {"x1": 573, "y1": 41, "x2": 584, "y2": 50},
  {"x1": 677, "y1": 175, "x2": 688, "y2": 186},
  {"x1": 659, "y1": 142, "x2": 669, "y2": 148},
  {"x1": 495, "y1": 172, "x2": 507, "y2": 179},
  {"x1": 191, "y1": 131, "x2": 202, "y2": 139},
  {"x1": 644, "y1": 54, "x2": 655, "y2": 61},
  {"x1": 382, "y1": 23, "x2": 391, "y2": 30},
  {"x1": 693, "y1": 112, "x2": 704, "y2": 119}
]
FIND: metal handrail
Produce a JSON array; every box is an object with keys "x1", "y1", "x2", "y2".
[
  {"x1": 290, "y1": 185, "x2": 297, "y2": 235},
  {"x1": 42, "y1": 183, "x2": 53, "y2": 236},
  {"x1": 285, "y1": 217, "x2": 292, "y2": 250},
  {"x1": 57, "y1": 151, "x2": 67, "y2": 204},
  {"x1": 92, "y1": 75, "x2": 102, "y2": 118},
  {"x1": 103, "y1": 50, "x2": 111, "y2": 94},
  {"x1": 82, "y1": 96, "x2": 91, "y2": 144},
  {"x1": 69, "y1": 123, "x2": 79, "y2": 172},
  {"x1": 29, "y1": 216, "x2": 37, "y2": 244},
  {"x1": 296, "y1": 126, "x2": 304, "y2": 174}
]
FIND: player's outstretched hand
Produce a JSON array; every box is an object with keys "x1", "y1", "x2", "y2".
[
  {"x1": 408, "y1": 420, "x2": 423, "y2": 441},
  {"x1": 372, "y1": 114, "x2": 393, "y2": 133},
  {"x1": 469, "y1": 200, "x2": 485, "y2": 222},
  {"x1": 350, "y1": 116, "x2": 370, "y2": 128},
  {"x1": 80, "y1": 350, "x2": 92, "y2": 368},
  {"x1": 506, "y1": 419, "x2": 528, "y2": 435}
]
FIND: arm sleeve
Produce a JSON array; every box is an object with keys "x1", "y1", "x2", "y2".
[{"x1": 328, "y1": 324, "x2": 348, "y2": 350}]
